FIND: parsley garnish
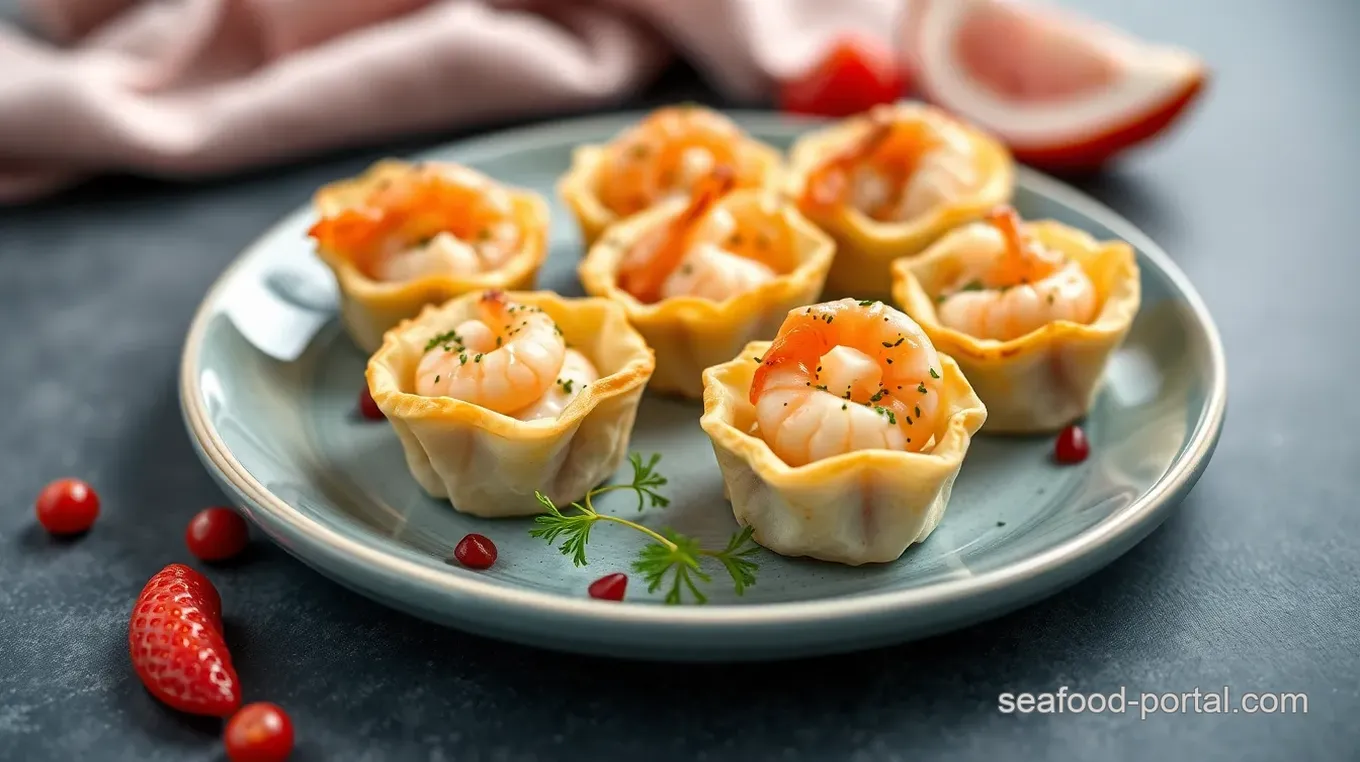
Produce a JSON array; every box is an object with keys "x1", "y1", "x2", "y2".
[
  {"x1": 929, "y1": 367, "x2": 940, "y2": 379},
  {"x1": 529, "y1": 454, "x2": 761, "y2": 604},
  {"x1": 424, "y1": 330, "x2": 463, "y2": 352},
  {"x1": 858, "y1": 299, "x2": 876, "y2": 307},
  {"x1": 917, "y1": 382, "x2": 928, "y2": 394}
]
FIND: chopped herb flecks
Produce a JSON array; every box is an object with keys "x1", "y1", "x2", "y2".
[
  {"x1": 424, "y1": 330, "x2": 464, "y2": 353},
  {"x1": 929, "y1": 367, "x2": 940, "y2": 379},
  {"x1": 917, "y1": 382, "x2": 928, "y2": 394}
]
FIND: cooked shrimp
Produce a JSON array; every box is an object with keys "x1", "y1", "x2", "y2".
[
  {"x1": 308, "y1": 164, "x2": 522, "y2": 282},
  {"x1": 802, "y1": 106, "x2": 978, "y2": 223},
  {"x1": 750, "y1": 299, "x2": 945, "y2": 466},
  {"x1": 935, "y1": 206, "x2": 1098, "y2": 341},
  {"x1": 415, "y1": 291, "x2": 566, "y2": 414},
  {"x1": 511, "y1": 349, "x2": 599, "y2": 421},
  {"x1": 617, "y1": 167, "x2": 779, "y2": 304},
  {"x1": 596, "y1": 106, "x2": 764, "y2": 217}
]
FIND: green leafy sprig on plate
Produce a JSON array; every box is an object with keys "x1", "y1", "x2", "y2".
[{"x1": 529, "y1": 453, "x2": 760, "y2": 604}]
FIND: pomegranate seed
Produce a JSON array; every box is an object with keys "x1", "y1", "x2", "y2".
[
  {"x1": 453, "y1": 534, "x2": 497, "y2": 569},
  {"x1": 588, "y1": 573, "x2": 628, "y2": 601},
  {"x1": 1054, "y1": 424, "x2": 1090, "y2": 464},
  {"x1": 224, "y1": 702, "x2": 294, "y2": 762},
  {"x1": 358, "y1": 385, "x2": 384, "y2": 420},
  {"x1": 186, "y1": 507, "x2": 251, "y2": 562},
  {"x1": 35, "y1": 478, "x2": 100, "y2": 535}
]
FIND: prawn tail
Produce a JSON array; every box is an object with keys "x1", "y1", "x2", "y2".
[{"x1": 986, "y1": 204, "x2": 1026, "y2": 259}]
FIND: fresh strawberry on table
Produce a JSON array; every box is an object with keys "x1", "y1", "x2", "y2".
[{"x1": 128, "y1": 563, "x2": 242, "y2": 717}]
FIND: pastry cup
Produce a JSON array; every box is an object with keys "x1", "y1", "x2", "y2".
[
  {"x1": 784, "y1": 102, "x2": 1015, "y2": 300},
  {"x1": 557, "y1": 128, "x2": 784, "y2": 249},
  {"x1": 366, "y1": 290, "x2": 655, "y2": 517},
  {"x1": 312, "y1": 159, "x2": 551, "y2": 353},
  {"x1": 699, "y1": 343, "x2": 988, "y2": 565},
  {"x1": 577, "y1": 189, "x2": 835, "y2": 399},
  {"x1": 891, "y1": 220, "x2": 1141, "y2": 433}
]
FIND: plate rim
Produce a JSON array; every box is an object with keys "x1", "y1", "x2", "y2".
[{"x1": 179, "y1": 110, "x2": 1228, "y2": 636}]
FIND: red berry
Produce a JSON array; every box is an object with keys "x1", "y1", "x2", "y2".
[
  {"x1": 358, "y1": 385, "x2": 384, "y2": 420},
  {"x1": 128, "y1": 564, "x2": 241, "y2": 717},
  {"x1": 186, "y1": 507, "x2": 251, "y2": 562},
  {"x1": 452, "y1": 534, "x2": 497, "y2": 569},
  {"x1": 35, "y1": 478, "x2": 100, "y2": 535},
  {"x1": 1054, "y1": 424, "x2": 1090, "y2": 464},
  {"x1": 588, "y1": 573, "x2": 628, "y2": 601},
  {"x1": 225, "y1": 702, "x2": 295, "y2": 762},
  {"x1": 779, "y1": 35, "x2": 909, "y2": 118}
]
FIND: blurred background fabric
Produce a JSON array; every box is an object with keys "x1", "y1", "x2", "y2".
[{"x1": 0, "y1": 0, "x2": 897, "y2": 203}]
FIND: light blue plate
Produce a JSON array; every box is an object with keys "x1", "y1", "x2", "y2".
[{"x1": 180, "y1": 112, "x2": 1227, "y2": 661}]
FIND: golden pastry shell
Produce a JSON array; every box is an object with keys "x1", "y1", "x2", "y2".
[
  {"x1": 366, "y1": 290, "x2": 656, "y2": 517},
  {"x1": 784, "y1": 101, "x2": 1015, "y2": 300},
  {"x1": 577, "y1": 189, "x2": 835, "y2": 399},
  {"x1": 891, "y1": 220, "x2": 1141, "y2": 433},
  {"x1": 313, "y1": 159, "x2": 551, "y2": 353},
  {"x1": 700, "y1": 342, "x2": 987, "y2": 565}
]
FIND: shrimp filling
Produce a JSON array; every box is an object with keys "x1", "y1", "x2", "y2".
[
  {"x1": 309, "y1": 164, "x2": 525, "y2": 283},
  {"x1": 750, "y1": 299, "x2": 946, "y2": 467},
  {"x1": 414, "y1": 292, "x2": 596, "y2": 421},
  {"x1": 618, "y1": 169, "x2": 785, "y2": 304},
  {"x1": 806, "y1": 109, "x2": 980, "y2": 224},
  {"x1": 597, "y1": 106, "x2": 761, "y2": 217},
  {"x1": 935, "y1": 208, "x2": 1099, "y2": 341}
]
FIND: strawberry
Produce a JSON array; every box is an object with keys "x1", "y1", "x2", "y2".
[{"x1": 128, "y1": 564, "x2": 241, "y2": 717}]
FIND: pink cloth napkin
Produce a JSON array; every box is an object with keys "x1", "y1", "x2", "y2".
[{"x1": 0, "y1": 0, "x2": 900, "y2": 203}]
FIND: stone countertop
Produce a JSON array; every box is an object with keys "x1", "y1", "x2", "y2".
[{"x1": 1, "y1": 0, "x2": 1357, "y2": 759}]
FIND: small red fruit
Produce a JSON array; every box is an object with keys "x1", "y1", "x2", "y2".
[
  {"x1": 1054, "y1": 424, "x2": 1090, "y2": 464},
  {"x1": 35, "y1": 478, "x2": 100, "y2": 535},
  {"x1": 452, "y1": 534, "x2": 497, "y2": 569},
  {"x1": 780, "y1": 35, "x2": 908, "y2": 118},
  {"x1": 588, "y1": 573, "x2": 628, "y2": 602},
  {"x1": 128, "y1": 564, "x2": 241, "y2": 717},
  {"x1": 358, "y1": 385, "x2": 384, "y2": 420},
  {"x1": 225, "y1": 702, "x2": 295, "y2": 762},
  {"x1": 186, "y1": 507, "x2": 251, "y2": 562}
]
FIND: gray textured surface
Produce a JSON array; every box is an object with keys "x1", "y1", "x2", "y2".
[{"x1": 1, "y1": 1, "x2": 1358, "y2": 760}]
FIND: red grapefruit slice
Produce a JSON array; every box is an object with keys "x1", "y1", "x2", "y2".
[{"x1": 902, "y1": 0, "x2": 1207, "y2": 169}]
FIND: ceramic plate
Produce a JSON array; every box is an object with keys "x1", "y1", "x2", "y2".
[{"x1": 180, "y1": 112, "x2": 1226, "y2": 661}]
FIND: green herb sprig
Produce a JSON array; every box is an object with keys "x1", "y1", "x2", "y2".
[{"x1": 529, "y1": 453, "x2": 760, "y2": 604}]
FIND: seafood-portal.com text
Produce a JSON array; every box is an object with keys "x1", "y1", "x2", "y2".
[{"x1": 997, "y1": 687, "x2": 1307, "y2": 720}]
